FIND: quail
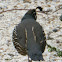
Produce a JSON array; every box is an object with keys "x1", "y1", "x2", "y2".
[
  {"x1": 60, "y1": 14, "x2": 62, "y2": 21},
  {"x1": 12, "y1": 6, "x2": 46, "y2": 62}
]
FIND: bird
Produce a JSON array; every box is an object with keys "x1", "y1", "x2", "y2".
[
  {"x1": 12, "y1": 6, "x2": 46, "y2": 62},
  {"x1": 60, "y1": 14, "x2": 62, "y2": 21}
]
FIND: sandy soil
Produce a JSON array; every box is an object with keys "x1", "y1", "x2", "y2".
[{"x1": 0, "y1": 0, "x2": 62, "y2": 62}]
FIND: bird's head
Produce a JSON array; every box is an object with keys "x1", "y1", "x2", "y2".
[
  {"x1": 24, "y1": 6, "x2": 43, "y2": 20},
  {"x1": 25, "y1": 9, "x2": 37, "y2": 20}
]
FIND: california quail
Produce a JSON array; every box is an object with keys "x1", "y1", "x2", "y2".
[
  {"x1": 12, "y1": 6, "x2": 46, "y2": 62},
  {"x1": 60, "y1": 14, "x2": 62, "y2": 21}
]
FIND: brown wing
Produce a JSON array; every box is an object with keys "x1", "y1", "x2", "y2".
[
  {"x1": 34, "y1": 22, "x2": 46, "y2": 53},
  {"x1": 12, "y1": 25, "x2": 27, "y2": 55}
]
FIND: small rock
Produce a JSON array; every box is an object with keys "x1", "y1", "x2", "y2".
[
  {"x1": 0, "y1": 7, "x2": 2, "y2": 9},
  {"x1": 3, "y1": 55, "x2": 12, "y2": 60},
  {"x1": 53, "y1": 28, "x2": 58, "y2": 32},
  {"x1": 8, "y1": 53, "x2": 14, "y2": 57},
  {"x1": 56, "y1": 40, "x2": 60, "y2": 43}
]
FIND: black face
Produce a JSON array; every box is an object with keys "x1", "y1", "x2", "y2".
[
  {"x1": 30, "y1": 6, "x2": 43, "y2": 20},
  {"x1": 31, "y1": 9, "x2": 37, "y2": 20}
]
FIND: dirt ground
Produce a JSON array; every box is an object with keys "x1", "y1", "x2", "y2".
[{"x1": 0, "y1": 0, "x2": 62, "y2": 62}]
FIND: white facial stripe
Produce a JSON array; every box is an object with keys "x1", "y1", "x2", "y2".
[
  {"x1": 25, "y1": 28, "x2": 27, "y2": 45},
  {"x1": 32, "y1": 27, "x2": 36, "y2": 41}
]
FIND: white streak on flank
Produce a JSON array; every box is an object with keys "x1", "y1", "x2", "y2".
[
  {"x1": 32, "y1": 26, "x2": 36, "y2": 41},
  {"x1": 25, "y1": 28, "x2": 27, "y2": 47}
]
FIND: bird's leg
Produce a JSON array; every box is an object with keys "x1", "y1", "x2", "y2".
[
  {"x1": 28, "y1": 56, "x2": 30, "y2": 62},
  {"x1": 30, "y1": 59, "x2": 32, "y2": 62},
  {"x1": 28, "y1": 56, "x2": 32, "y2": 62}
]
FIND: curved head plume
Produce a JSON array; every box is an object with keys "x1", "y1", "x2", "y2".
[{"x1": 36, "y1": 6, "x2": 43, "y2": 11}]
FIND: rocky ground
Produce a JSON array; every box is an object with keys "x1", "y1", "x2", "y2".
[{"x1": 0, "y1": 0, "x2": 62, "y2": 62}]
